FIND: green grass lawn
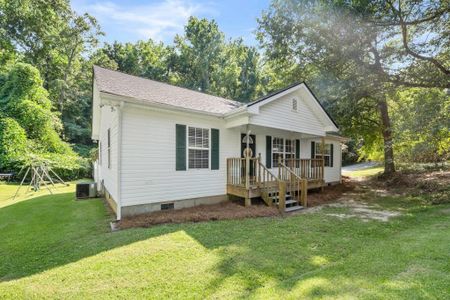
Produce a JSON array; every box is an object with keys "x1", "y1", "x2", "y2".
[
  {"x1": 1, "y1": 181, "x2": 450, "y2": 299},
  {"x1": 343, "y1": 166, "x2": 384, "y2": 178}
]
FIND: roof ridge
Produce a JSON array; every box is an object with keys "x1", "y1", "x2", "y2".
[{"x1": 93, "y1": 65, "x2": 242, "y2": 106}]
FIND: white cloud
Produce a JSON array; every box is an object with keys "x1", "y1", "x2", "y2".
[{"x1": 77, "y1": 0, "x2": 217, "y2": 42}]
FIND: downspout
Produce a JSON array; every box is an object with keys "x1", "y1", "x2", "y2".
[{"x1": 116, "y1": 101, "x2": 124, "y2": 220}]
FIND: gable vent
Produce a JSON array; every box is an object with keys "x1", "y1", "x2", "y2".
[{"x1": 292, "y1": 98, "x2": 298, "y2": 111}]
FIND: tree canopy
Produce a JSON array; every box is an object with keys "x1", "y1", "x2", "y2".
[
  {"x1": 257, "y1": 0, "x2": 450, "y2": 172},
  {"x1": 0, "y1": 0, "x2": 448, "y2": 176}
]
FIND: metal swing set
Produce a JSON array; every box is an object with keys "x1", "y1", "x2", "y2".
[{"x1": 13, "y1": 162, "x2": 69, "y2": 201}]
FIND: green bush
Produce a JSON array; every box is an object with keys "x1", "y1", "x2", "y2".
[
  {"x1": 41, "y1": 153, "x2": 91, "y2": 180},
  {"x1": 0, "y1": 63, "x2": 90, "y2": 180},
  {"x1": 0, "y1": 117, "x2": 28, "y2": 171}
]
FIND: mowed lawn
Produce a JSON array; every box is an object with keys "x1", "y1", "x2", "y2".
[{"x1": 1, "y1": 179, "x2": 450, "y2": 299}]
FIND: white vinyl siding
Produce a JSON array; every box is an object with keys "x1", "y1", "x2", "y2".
[
  {"x1": 120, "y1": 106, "x2": 240, "y2": 207},
  {"x1": 249, "y1": 89, "x2": 326, "y2": 136},
  {"x1": 97, "y1": 105, "x2": 119, "y2": 203}
]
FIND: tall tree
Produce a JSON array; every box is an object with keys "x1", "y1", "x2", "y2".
[
  {"x1": 257, "y1": 0, "x2": 449, "y2": 174},
  {"x1": 174, "y1": 17, "x2": 225, "y2": 92},
  {"x1": 212, "y1": 38, "x2": 262, "y2": 102},
  {"x1": 0, "y1": 0, "x2": 101, "y2": 147},
  {"x1": 96, "y1": 39, "x2": 174, "y2": 82}
]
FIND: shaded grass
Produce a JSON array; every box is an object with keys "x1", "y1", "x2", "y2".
[
  {"x1": 0, "y1": 183, "x2": 449, "y2": 299},
  {"x1": 344, "y1": 166, "x2": 384, "y2": 178}
]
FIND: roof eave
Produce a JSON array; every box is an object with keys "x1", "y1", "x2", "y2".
[{"x1": 99, "y1": 91, "x2": 227, "y2": 117}]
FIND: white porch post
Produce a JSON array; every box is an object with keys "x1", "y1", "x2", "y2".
[
  {"x1": 245, "y1": 126, "x2": 251, "y2": 206},
  {"x1": 321, "y1": 136, "x2": 325, "y2": 191}
]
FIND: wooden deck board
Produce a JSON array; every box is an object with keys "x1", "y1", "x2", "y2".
[{"x1": 227, "y1": 178, "x2": 324, "y2": 198}]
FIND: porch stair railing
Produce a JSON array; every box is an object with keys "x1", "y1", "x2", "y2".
[
  {"x1": 256, "y1": 160, "x2": 282, "y2": 209},
  {"x1": 278, "y1": 158, "x2": 308, "y2": 210}
]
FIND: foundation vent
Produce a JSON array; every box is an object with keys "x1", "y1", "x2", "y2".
[{"x1": 161, "y1": 203, "x2": 175, "y2": 210}]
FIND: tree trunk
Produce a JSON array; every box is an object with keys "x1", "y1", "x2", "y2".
[{"x1": 378, "y1": 97, "x2": 395, "y2": 174}]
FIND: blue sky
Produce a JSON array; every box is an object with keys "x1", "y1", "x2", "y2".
[{"x1": 72, "y1": 0, "x2": 270, "y2": 45}]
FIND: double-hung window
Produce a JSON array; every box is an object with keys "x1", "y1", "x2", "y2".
[
  {"x1": 285, "y1": 140, "x2": 295, "y2": 161},
  {"x1": 315, "y1": 143, "x2": 331, "y2": 167},
  {"x1": 272, "y1": 138, "x2": 296, "y2": 167},
  {"x1": 272, "y1": 137, "x2": 284, "y2": 167},
  {"x1": 188, "y1": 127, "x2": 209, "y2": 169}
]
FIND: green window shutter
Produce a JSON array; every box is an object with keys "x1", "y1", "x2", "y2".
[
  {"x1": 211, "y1": 128, "x2": 220, "y2": 170},
  {"x1": 296, "y1": 139, "x2": 300, "y2": 159},
  {"x1": 266, "y1": 136, "x2": 272, "y2": 168},
  {"x1": 176, "y1": 124, "x2": 186, "y2": 171},
  {"x1": 330, "y1": 143, "x2": 334, "y2": 167},
  {"x1": 311, "y1": 141, "x2": 315, "y2": 159}
]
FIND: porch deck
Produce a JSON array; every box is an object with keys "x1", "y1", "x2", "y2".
[{"x1": 226, "y1": 156, "x2": 325, "y2": 212}]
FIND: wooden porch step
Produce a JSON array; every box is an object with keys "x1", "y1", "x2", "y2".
[
  {"x1": 285, "y1": 205, "x2": 304, "y2": 212},
  {"x1": 285, "y1": 199, "x2": 298, "y2": 205}
]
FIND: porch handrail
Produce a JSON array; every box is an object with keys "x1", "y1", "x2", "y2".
[
  {"x1": 279, "y1": 159, "x2": 308, "y2": 207},
  {"x1": 257, "y1": 159, "x2": 285, "y2": 212},
  {"x1": 281, "y1": 158, "x2": 324, "y2": 181},
  {"x1": 226, "y1": 156, "x2": 286, "y2": 212}
]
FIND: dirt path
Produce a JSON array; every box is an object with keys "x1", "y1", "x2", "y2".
[{"x1": 301, "y1": 177, "x2": 402, "y2": 222}]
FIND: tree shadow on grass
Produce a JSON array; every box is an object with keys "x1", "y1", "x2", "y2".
[
  {"x1": 0, "y1": 192, "x2": 179, "y2": 282},
  {"x1": 181, "y1": 204, "x2": 450, "y2": 298},
  {"x1": 1, "y1": 191, "x2": 449, "y2": 298}
]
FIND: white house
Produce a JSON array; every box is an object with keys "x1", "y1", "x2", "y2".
[{"x1": 92, "y1": 66, "x2": 348, "y2": 220}]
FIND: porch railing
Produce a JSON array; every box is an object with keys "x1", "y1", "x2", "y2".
[
  {"x1": 227, "y1": 157, "x2": 324, "y2": 187},
  {"x1": 281, "y1": 158, "x2": 324, "y2": 181},
  {"x1": 226, "y1": 157, "x2": 259, "y2": 187}
]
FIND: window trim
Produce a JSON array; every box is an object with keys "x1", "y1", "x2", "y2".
[
  {"x1": 315, "y1": 143, "x2": 331, "y2": 167},
  {"x1": 272, "y1": 137, "x2": 296, "y2": 167},
  {"x1": 187, "y1": 126, "x2": 210, "y2": 170}
]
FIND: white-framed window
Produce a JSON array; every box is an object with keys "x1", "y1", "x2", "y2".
[
  {"x1": 292, "y1": 98, "x2": 298, "y2": 111},
  {"x1": 315, "y1": 143, "x2": 331, "y2": 167},
  {"x1": 107, "y1": 129, "x2": 111, "y2": 169},
  {"x1": 272, "y1": 138, "x2": 296, "y2": 167},
  {"x1": 285, "y1": 139, "x2": 295, "y2": 161},
  {"x1": 272, "y1": 137, "x2": 284, "y2": 167},
  {"x1": 188, "y1": 127, "x2": 209, "y2": 169}
]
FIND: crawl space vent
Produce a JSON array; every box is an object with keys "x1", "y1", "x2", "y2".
[{"x1": 161, "y1": 203, "x2": 174, "y2": 210}]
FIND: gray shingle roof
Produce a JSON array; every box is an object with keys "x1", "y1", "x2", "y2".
[{"x1": 93, "y1": 66, "x2": 243, "y2": 115}]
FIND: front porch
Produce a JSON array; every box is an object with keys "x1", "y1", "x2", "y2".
[{"x1": 226, "y1": 155, "x2": 325, "y2": 213}]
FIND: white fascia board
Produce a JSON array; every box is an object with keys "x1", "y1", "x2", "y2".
[
  {"x1": 325, "y1": 134, "x2": 351, "y2": 143},
  {"x1": 223, "y1": 105, "x2": 247, "y2": 117},
  {"x1": 225, "y1": 114, "x2": 250, "y2": 128}
]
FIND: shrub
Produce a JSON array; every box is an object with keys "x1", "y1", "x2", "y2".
[{"x1": 0, "y1": 117, "x2": 28, "y2": 171}]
